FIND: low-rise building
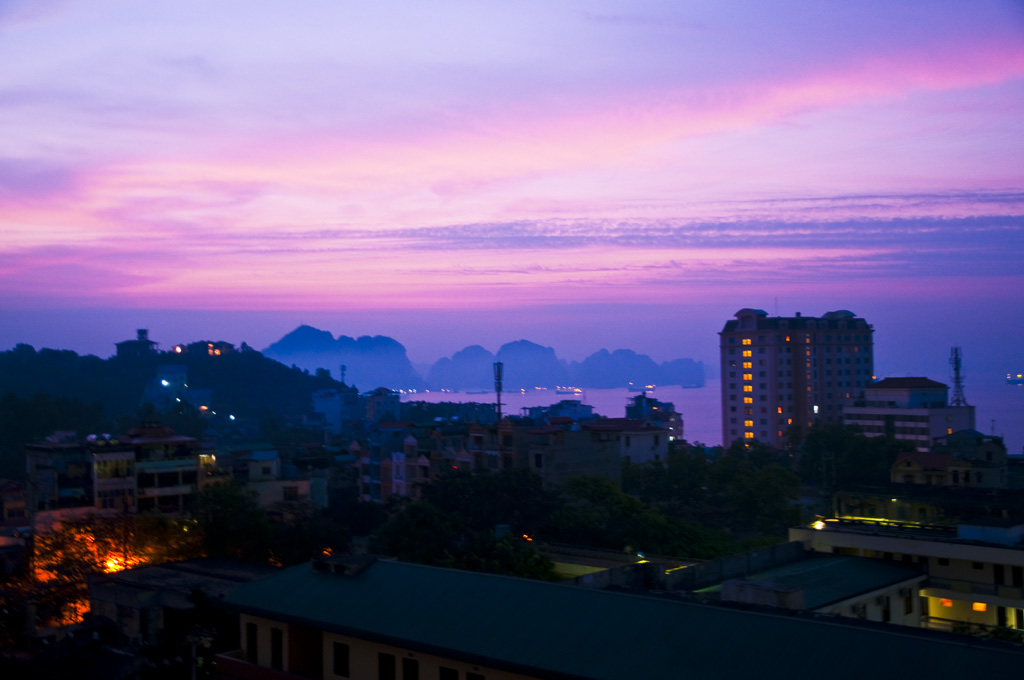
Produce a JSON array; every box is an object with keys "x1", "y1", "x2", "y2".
[
  {"x1": 843, "y1": 377, "x2": 975, "y2": 452},
  {"x1": 215, "y1": 555, "x2": 1024, "y2": 680}
]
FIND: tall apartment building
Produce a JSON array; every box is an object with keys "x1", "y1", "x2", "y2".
[{"x1": 720, "y1": 308, "x2": 874, "y2": 448}]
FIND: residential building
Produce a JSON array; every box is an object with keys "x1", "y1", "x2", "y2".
[
  {"x1": 720, "y1": 308, "x2": 874, "y2": 448},
  {"x1": 115, "y1": 329, "x2": 158, "y2": 359},
  {"x1": 792, "y1": 516, "x2": 1024, "y2": 635},
  {"x1": 843, "y1": 377, "x2": 976, "y2": 452},
  {"x1": 27, "y1": 423, "x2": 210, "y2": 516},
  {"x1": 215, "y1": 554, "x2": 1024, "y2": 680},
  {"x1": 890, "y1": 430, "x2": 1008, "y2": 488},
  {"x1": 625, "y1": 393, "x2": 683, "y2": 440}
]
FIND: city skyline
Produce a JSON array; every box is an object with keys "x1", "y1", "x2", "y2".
[{"x1": 2, "y1": 1, "x2": 1023, "y2": 375}]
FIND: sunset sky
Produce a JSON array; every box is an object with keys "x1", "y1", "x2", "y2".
[{"x1": 2, "y1": 0, "x2": 1023, "y2": 378}]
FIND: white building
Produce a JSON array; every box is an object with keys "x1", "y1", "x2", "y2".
[{"x1": 843, "y1": 377, "x2": 975, "y2": 452}]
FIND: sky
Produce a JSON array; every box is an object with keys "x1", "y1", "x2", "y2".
[{"x1": 2, "y1": 0, "x2": 1023, "y2": 381}]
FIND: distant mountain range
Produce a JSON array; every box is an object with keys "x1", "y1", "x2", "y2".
[{"x1": 263, "y1": 325, "x2": 704, "y2": 391}]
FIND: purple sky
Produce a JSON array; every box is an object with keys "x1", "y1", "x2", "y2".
[{"x1": 2, "y1": 1, "x2": 1023, "y2": 381}]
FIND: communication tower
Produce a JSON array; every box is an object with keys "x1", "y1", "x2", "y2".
[
  {"x1": 493, "y1": 362, "x2": 504, "y2": 421},
  {"x1": 949, "y1": 347, "x2": 968, "y2": 407}
]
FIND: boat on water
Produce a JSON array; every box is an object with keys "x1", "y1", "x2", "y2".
[
  {"x1": 1009, "y1": 373, "x2": 1024, "y2": 385},
  {"x1": 555, "y1": 386, "x2": 584, "y2": 395},
  {"x1": 627, "y1": 382, "x2": 656, "y2": 393}
]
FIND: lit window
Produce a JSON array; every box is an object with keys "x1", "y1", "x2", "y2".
[
  {"x1": 744, "y1": 397, "x2": 753, "y2": 404},
  {"x1": 742, "y1": 350, "x2": 752, "y2": 357},
  {"x1": 743, "y1": 373, "x2": 753, "y2": 381},
  {"x1": 973, "y1": 602, "x2": 987, "y2": 612},
  {"x1": 743, "y1": 386, "x2": 753, "y2": 392},
  {"x1": 940, "y1": 599, "x2": 953, "y2": 607},
  {"x1": 744, "y1": 432, "x2": 754, "y2": 439},
  {"x1": 744, "y1": 420, "x2": 753, "y2": 427},
  {"x1": 777, "y1": 407, "x2": 783, "y2": 414},
  {"x1": 743, "y1": 362, "x2": 752, "y2": 369},
  {"x1": 742, "y1": 339, "x2": 752, "y2": 345}
]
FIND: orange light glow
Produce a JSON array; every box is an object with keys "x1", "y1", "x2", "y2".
[
  {"x1": 940, "y1": 598, "x2": 953, "y2": 607},
  {"x1": 973, "y1": 602, "x2": 987, "y2": 612}
]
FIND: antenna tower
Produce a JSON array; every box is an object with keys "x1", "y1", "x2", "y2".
[
  {"x1": 493, "y1": 362, "x2": 504, "y2": 422},
  {"x1": 949, "y1": 347, "x2": 968, "y2": 406}
]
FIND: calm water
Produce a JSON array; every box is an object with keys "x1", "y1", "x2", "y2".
[{"x1": 402, "y1": 376, "x2": 1024, "y2": 453}]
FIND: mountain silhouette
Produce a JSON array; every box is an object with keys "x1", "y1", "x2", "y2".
[{"x1": 262, "y1": 325, "x2": 425, "y2": 390}]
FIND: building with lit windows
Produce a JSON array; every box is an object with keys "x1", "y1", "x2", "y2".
[
  {"x1": 720, "y1": 309, "x2": 874, "y2": 448},
  {"x1": 215, "y1": 553, "x2": 1024, "y2": 680}
]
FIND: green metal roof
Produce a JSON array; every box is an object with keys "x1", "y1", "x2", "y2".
[
  {"x1": 710, "y1": 555, "x2": 924, "y2": 610},
  {"x1": 225, "y1": 558, "x2": 1024, "y2": 680}
]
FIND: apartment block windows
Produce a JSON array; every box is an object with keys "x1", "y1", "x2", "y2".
[
  {"x1": 246, "y1": 623, "x2": 257, "y2": 664},
  {"x1": 402, "y1": 658, "x2": 419, "y2": 680},
  {"x1": 379, "y1": 653, "x2": 397, "y2": 680},
  {"x1": 333, "y1": 642, "x2": 350, "y2": 677},
  {"x1": 270, "y1": 628, "x2": 283, "y2": 671}
]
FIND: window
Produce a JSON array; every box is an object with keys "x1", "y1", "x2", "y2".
[
  {"x1": 742, "y1": 362, "x2": 752, "y2": 369},
  {"x1": 742, "y1": 373, "x2": 752, "y2": 381},
  {"x1": 402, "y1": 658, "x2": 419, "y2": 680},
  {"x1": 333, "y1": 642, "x2": 350, "y2": 677},
  {"x1": 744, "y1": 432, "x2": 754, "y2": 439},
  {"x1": 742, "y1": 338, "x2": 751, "y2": 345},
  {"x1": 973, "y1": 602, "x2": 988, "y2": 612},
  {"x1": 467, "y1": 674, "x2": 485, "y2": 680},
  {"x1": 246, "y1": 623, "x2": 258, "y2": 664},
  {"x1": 742, "y1": 350, "x2": 752, "y2": 357},
  {"x1": 270, "y1": 628, "x2": 283, "y2": 671},
  {"x1": 439, "y1": 669, "x2": 459, "y2": 680},
  {"x1": 743, "y1": 385, "x2": 753, "y2": 392},
  {"x1": 379, "y1": 653, "x2": 396, "y2": 680},
  {"x1": 744, "y1": 397, "x2": 753, "y2": 404}
]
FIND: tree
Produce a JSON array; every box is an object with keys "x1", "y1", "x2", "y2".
[{"x1": 189, "y1": 482, "x2": 274, "y2": 562}]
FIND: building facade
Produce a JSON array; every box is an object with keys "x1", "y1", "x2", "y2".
[
  {"x1": 843, "y1": 377, "x2": 975, "y2": 452},
  {"x1": 720, "y1": 308, "x2": 874, "y2": 448}
]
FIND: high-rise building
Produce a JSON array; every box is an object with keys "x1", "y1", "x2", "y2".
[{"x1": 720, "y1": 308, "x2": 874, "y2": 448}]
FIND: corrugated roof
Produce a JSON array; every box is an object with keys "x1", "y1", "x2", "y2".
[{"x1": 224, "y1": 559, "x2": 1024, "y2": 679}]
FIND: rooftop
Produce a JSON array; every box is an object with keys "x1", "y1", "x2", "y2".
[
  {"x1": 869, "y1": 377, "x2": 947, "y2": 390},
  {"x1": 225, "y1": 558, "x2": 1024, "y2": 679}
]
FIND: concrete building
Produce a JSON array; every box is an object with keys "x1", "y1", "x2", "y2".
[
  {"x1": 27, "y1": 424, "x2": 211, "y2": 516},
  {"x1": 625, "y1": 393, "x2": 683, "y2": 440},
  {"x1": 115, "y1": 329, "x2": 158, "y2": 359},
  {"x1": 792, "y1": 516, "x2": 1024, "y2": 635},
  {"x1": 215, "y1": 554, "x2": 1024, "y2": 680},
  {"x1": 720, "y1": 308, "x2": 874, "y2": 448},
  {"x1": 843, "y1": 377, "x2": 976, "y2": 452},
  {"x1": 890, "y1": 430, "x2": 1008, "y2": 488}
]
